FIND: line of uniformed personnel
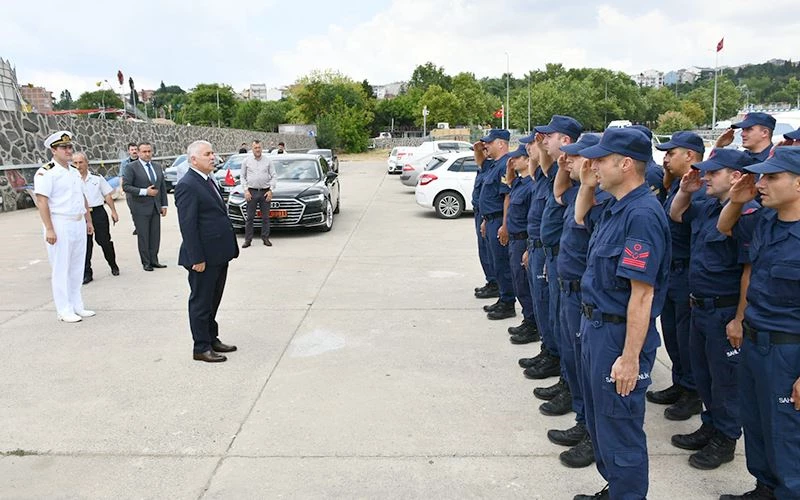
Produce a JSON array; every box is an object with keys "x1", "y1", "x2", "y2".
[{"x1": 470, "y1": 113, "x2": 800, "y2": 500}]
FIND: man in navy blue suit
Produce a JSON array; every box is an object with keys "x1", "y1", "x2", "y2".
[{"x1": 175, "y1": 140, "x2": 240, "y2": 363}]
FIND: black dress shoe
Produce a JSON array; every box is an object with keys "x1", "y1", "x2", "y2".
[
  {"x1": 483, "y1": 299, "x2": 502, "y2": 312},
  {"x1": 524, "y1": 353, "x2": 561, "y2": 379},
  {"x1": 560, "y1": 434, "x2": 596, "y2": 468},
  {"x1": 689, "y1": 431, "x2": 736, "y2": 470},
  {"x1": 487, "y1": 301, "x2": 516, "y2": 320},
  {"x1": 574, "y1": 484, "x2": 609, "y2": 500},
  {"x1": 263, "y1": 238, "x2": 272, "y2": 246},
  {"x1": 719, "y1": 482, "x2": 776, "y2": 500},
  {"x1": 111, "y1": 266, "x2": 120, "y2": 276},
  {"x1": 143, "y1": 265, "x2": 154, "y2": 272},
  {"x1": 534, "y1": 377, "x2": 567, "y2": 401},
  {"x1": 646, "y1": 383, "x2": 684, "y2": 405},
  {"x1": 151, "y1": 263, "x2": 167, "y2": 268},
  {"x1": 548, "y1": 422, "x2": 587, "y2": 447},
  {"x1": 193, "y1": 350, "x2": 227, "y2": 363},
  {"x1": 242, "y1": 240, "x2": 252, "y2": 248},
  {"x1": 82, "y1": 275, "x2": 93, "y2": 284},
  {"x1": 671, "y1": 423, "x2": 715, "y2": 450},
  {"x1": 664, "y1": 389, "x2": 702, "y2": 421},
  {"x1": 132, "y1": 229, "x2": 137, "y2": 235},
  {"x1": 212, "y1": 341, "x2": 238, "y2": 353},
  {"x1": 540, "y1": 387, "x2": 573, "y2": 416}
]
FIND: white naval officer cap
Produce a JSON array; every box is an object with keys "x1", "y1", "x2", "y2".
[{"x1": 44, "y1": 130, "x2": 74, "y2": 149}]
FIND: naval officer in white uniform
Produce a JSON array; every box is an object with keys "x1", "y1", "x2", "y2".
[{"x1": 33, "y1": 131, "x2": 96, "y2": 322}]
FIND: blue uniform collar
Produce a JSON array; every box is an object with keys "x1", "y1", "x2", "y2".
[
  {"x1": 534, "y1": 167, "x2": 545, "y2": 181},
  {"x1": 609, "y1": 183, "x2": 651, "y2": 214},
  {"x1": 763, "y1": 209, "x2": 800, "y2": 238}
]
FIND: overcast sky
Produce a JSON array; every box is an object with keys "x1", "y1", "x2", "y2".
[{"x1": 5, "y1": 0, "x2": 799, "y2": 98}]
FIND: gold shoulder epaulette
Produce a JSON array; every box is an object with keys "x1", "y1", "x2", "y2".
[{"x1": 43, "y1": 161, "x2": 54, "y2": 170}]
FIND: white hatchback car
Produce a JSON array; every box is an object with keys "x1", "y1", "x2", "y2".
[{"x1": 415, "y1": 152, "x2": 478, "y2": 219}]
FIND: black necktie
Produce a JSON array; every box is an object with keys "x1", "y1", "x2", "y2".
[
  {"x1": 206, "y1": 175, "x2": 223, "y2": 203},
  {"x1": 146, "y1": 162, "x2": 156, "y2": 184}
]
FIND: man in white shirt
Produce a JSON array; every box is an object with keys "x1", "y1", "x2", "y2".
[
  {"x1": 74, "y1": 152, "x2": 120, "y2": 284},
  {"x1": 240, "y1": 140, "x2": 277, "y2": 247},
  {"x1": 33, "y1": 131, "x2": 96, "y2": 323}
]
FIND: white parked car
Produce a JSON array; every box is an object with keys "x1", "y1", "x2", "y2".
[
  {"x1": 387, "y1": 146, "x2": 415, "y2": 174},
  {"x1": 388, "y1": 141, "x2": 473, "y2": 174},
  {"x1": 400, "y1": 151, "x2": 442, "y2": 187},
  {"x1": 415, "y1": 152, "x2": 479, "y2": 219}
]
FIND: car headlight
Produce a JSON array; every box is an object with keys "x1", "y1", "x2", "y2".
[{"x1": 300, "y1": 193, "x2": 325, "y2": 203}]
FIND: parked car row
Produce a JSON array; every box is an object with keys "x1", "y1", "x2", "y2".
[{"x1": 387, "y1": 140, "x2": 473, "y2": 174}]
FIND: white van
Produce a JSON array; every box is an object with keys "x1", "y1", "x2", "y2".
[{"x1": 607, "y1": 120, "x2": 633, "y2": 129}]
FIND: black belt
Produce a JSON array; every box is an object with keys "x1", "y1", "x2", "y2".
[
  {"x1": 580, "y1": 303, "x2": 627, "y2": 324},
  {"x1": 531, "y1": 239, "x2": 544, "y2": 249},
  {"x1": 483, "y1": 212, "x2": 503, "y2": 221},
  {"x1": 89, "y1": 205, "x2": 103, "y2": 212},
  {"x1": 689, "y1": 294, "x2": 739, "y2": 309},
  {"x1": 510, "y1": 231, "x2": 528, "y2": 240},
  {"x1": 671, "y1": 258, "x2": 689, "y2": 271},
  {"x1": 743, "y1": 321, "x2": 800, "y2": 345},
  {"x1": 544, "y1": 244, "x2": 560, "y2": 257},
  {"x1": 558, "y1": 278, "x2": 581, "y2": 293},
  {"x1": 248, "y1": 187, "x2": 271, "y2": 191}
]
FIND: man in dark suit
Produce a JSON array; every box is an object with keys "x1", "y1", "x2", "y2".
[
  {"x1": 122, "y1": 142, "x2": 168, "y2": 271},
  {"x1": 175, "y1": 140, "x2": 240, "y2": 363}
]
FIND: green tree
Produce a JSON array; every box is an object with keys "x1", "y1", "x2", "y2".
[
  {"x1": 679, "y1": 100, "x2": 706, "y2": 127},
  {"x1": 416, "y1": 84, "x2": 463, "y2": 128},
  {"x1": 53, "y1": 89, "x2": 73, "y2": 110},
  {"x1": 316, "y1": 96, "x2": 373, "y2": 152},
  {"x1": 232, "y1": 100, "x2": 265, "y2": 129},
  {"x1": 75, "y1": 90, "x2": 123, "y2": 111},
  {"x1": 685, "y1": 78, "x2": 742, "y2": 125},
  {"x1": 451, "y1": 72, "x2": 502, "y2": 126},
  {"x1": 642, "y1": 87, "x2": 680, "y2": 124},
  {"x1": 373, "y1": 87, "x2": 422, "y2": 131},
  {"x1": 178, "y1": 84, "x2": 237, "y2": 126},
  {"x1": 408, "y1": 62, "x2": 453, "y2": 91},
  {"x1": 656, "y1": 111, "x2": 696, "y2": 134},
  {"x1": 254, "y1": 100, "x2": 292, "y2": 132}
]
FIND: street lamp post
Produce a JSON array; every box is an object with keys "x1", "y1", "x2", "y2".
[
  {"x1": 422, "y1": 105, "x2": 429, "y2": 137},
  {"x1": 527, "y1": 72, "x2": 531, "y2": 134},
  {"x1": 216, "y1": 88, "x2": 221, "y2": 127},
  {"x1": 505, "y1": 52, "x2": 510, "y2": 131}
]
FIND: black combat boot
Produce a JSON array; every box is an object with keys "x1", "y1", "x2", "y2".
[
  {"x1": 539, "y1": 387, "x2": 573, "y2": 416},
  {"x1": 475, "y1": 282, "x2": 499, "y2": 298},
  {"x1": 483, "y1": 299, "x2": 502, "y2": 312},
  {"x1": 560, "y1": 434, "x2": 596, "y2": 468},
  {"x1": 664, "y1": 389, "x2": 702, "y2": 421},
  {"x1": 719, "y1": 482, "x2": 776, "y2": 500},
  {"x1": 509, "y1": 320, "x2": 540, "y2": 344},
  {"x1": 671, "y1": 422, "x2": 715, "y2": 450},
  {"x1": 534, "y1": 377, "x2": 567, "y2": 401},
  {"x1": 487, "y1": 301, "x2": 516, "y2": 320},
  {"x1": 689, "y1": 431, "x2": 737, "y2": 470},
  {"x1": 547, "y1": 422, "x2": 587, "y2": 447},
  {"x1": 646, "y1": 383, "x2": 685, "y2": 405},
  {"x1": 574, "y1": 484, "x2": 609, "y2": 500},
  {"x1": 523, "y1": 352, "x2": 560, "y2": 379}
]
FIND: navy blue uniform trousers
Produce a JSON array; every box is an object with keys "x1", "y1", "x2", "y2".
[
  {"x1": 528, "y1": 242, "x2": 556, "y2": 355},
  {"x1": 485, "y1": 218, "x2": 515, "y2": 303},
  {"x1": 660, "y1": 267, "x2": 694, "y2": 389},
  {"x1": 689, "y1": 304, "x2": 742, "y2": 439},
  {"x1": 545, "y1": 249, "x2": 563, "y2": 365},
  {"x1": 581, "y1": 315, "x2": 655, "y2": 500},
  {"x1": 560, "y1": 286, "x2": 584, "y2": 423},
  {"x1": 475, "y1": 212, "x2": 495, "y2": 285},
  {"x1": 508, "y1": 239, "x2": 534, "y2": 321}
]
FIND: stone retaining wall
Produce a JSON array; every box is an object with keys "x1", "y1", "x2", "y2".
[{"x1": 0, "y1": 110, "x2": 317, "y2": 211}]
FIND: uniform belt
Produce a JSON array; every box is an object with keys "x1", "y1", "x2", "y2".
[
  {"x1": 51, "y1": 213, "x2": 83, "y2": 221},
  {"x1": 558, "y1": 278, "x2": 581, "y2": 293},
  {"x1": 544, "y1": 244, "x2": 560, "y2": 257},
  {"x1": 689, "y1": 294, "x2": 739, "y2": 309},
  {"x1": 671, "y1": 258, "x2": 689, "y2": 271},
  {"x1": 580, "y1": 303, "x2": 626, "y2": 324},
  {"x1": 510, "y1": 231, "x2": 528, "y2": 240},
  {"x1": 483, "y1": 212, "x2": 503, "y2": 221},
  {"x1": 743, "y1": 321, "x2": 800, "y2": 345},
  {"x1": 532, "y1": 239, "x2": 544, "y2": 249}
]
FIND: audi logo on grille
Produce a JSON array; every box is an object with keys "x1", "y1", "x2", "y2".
[{"x1": 271, "y1": 201, "x2": 280, "y2": 208}]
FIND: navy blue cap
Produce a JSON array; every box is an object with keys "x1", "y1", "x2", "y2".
[
  {"x1": 691, "y1": 148, "x2": 757, "y2": 173},
  {"x1": 519, "y1": 133, "x2": 535, "y2": 144},
  {"x1": 508, "y1": 144, "x2": 529, "y2": 158},
  {"x1": 480, "y1": 129, "x2": 511, "y2": 142},
  {"x1": 533, "y1": 115, "x2": 583, "y2": 141},
  {"x1": 745, "y1": 146, "x2": 800, "y2": 175},
  {"x1": 560, "y1": 133, "x2": 601, "y2": 155},
  {"x1": 654, "y1": 130, "x2": 706, "y2": 155},
  {"x1": 731, "y1": 112, "x2": 776, "y2": 130},
  {"x1": 630, "y1": 125, "x2": 653, "y2": 140},
  {"x1": 784, "y1": 127, "x2": 800, "y2": 141},
  {"x1": 579, "y1": 128, "x2": 652, "y2": 162}
]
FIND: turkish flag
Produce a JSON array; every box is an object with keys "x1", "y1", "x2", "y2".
[
  {"x1": 716, "y1": 37, "x2": 724, "y2": 52},
  {"x1": 117, "y1": 70, "x2": 124, "y2": 85},
  {"x1": 224, "y1": 168, "x2": 235, "y2": 186},
  {"x1": 494, "y1": 108, "x2": 504, "y2": 118}
]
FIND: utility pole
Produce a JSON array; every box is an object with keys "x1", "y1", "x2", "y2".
[
  {"x1": 216, "y1": 88, "x2": 221, "y2": 127},
  {"x1": 527, "y1": 73, "x2": 531, "y2": 134},
  {"x1": 505, "y1": 52, "x2": 510, "y2": 130},
  {"x1": 422, "y1": 105, "x2": 429, "y2": 137}
]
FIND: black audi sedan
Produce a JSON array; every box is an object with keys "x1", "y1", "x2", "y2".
[{"x1": 226, "y1": 154, "x2": 341, "y2": 232}]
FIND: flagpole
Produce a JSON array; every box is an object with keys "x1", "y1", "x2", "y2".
[{"x1": 712, "y1": 44, "x2": 719, "y2": 130}]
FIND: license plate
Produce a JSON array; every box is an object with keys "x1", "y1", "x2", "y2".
[
  {"x1": 269, "y1": 210, "x2": 287, "y2": 218},
  {"x1": 223, "y1": 186, "x2": 233, "y2": 192}
]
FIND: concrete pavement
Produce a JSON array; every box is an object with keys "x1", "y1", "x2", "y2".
[{"x1": 0, "y1": 161, "x2": 752, "y2": 499}]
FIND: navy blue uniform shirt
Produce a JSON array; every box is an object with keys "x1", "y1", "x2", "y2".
[
  {"x1": 506, "y1": 175, "x2": 533, "y2": 235},
  {"x1": 734, "y1": 208, "x2": 800, "y2": 333},
  {"x1": 478, "y1": 155, "x2": 511, "y2": 215},
  {"x1": 746, "y1": 146, "x2": 772, "y2": 163},
  {"x1": 664, "y1": 179, "x2": 707, "y2": 262},
  {"x1": 684, "y1": 198, "x2": 759, "y2": 296},
  {"x1": 581, "y1": 183, "x2": 671, "y2": 333},
  {"x1": 472, "y1": 160, "x2": 490, "y2": 212},
  {"x1": 557, "y1": 186, "x2": 612, "y2": 280},
  {"x1": 527, "y1": 164, "x2": 554, "y2": 240},
  {"x1": 646, "y1": 159, "x2": 666, "y2": 203},
  {"x1": 540, "y1": 163, "x2": 566, "y2": 247}
]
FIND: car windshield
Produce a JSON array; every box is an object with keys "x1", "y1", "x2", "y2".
[
  {"x1": 273, "y1": 159, "x2": 321, "y2": 180},
  {"x1": 171, "y1": 155, "x2": 187, "y2": 168},
  {"x1": 222, "y1": 154, "x2": 247, "y2": 171},
  {"x1": 424, "y1": 156, "x2": 448, "y2": 171},
  {"x1": 308, "y1": 149, "x2": 331, "y2": 156}
]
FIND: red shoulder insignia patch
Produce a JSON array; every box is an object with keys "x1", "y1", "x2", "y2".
[{"x1": 621, "y1": 241, "x2": 651, "y2": 271}]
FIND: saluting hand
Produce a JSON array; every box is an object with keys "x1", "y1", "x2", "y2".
[
  {"x1": 557, "y1": 152, "x2": 568, "y2": 169},
  {"x1": 610, "y1": 354, "x2": 640, "y2": 397},
  {"x1": 715, "y1": 128, "x2": 735, "y2": 148},
  {"x1": 680, "y1": 169, "x2": 704, "y2": 193},
  {"x1": 580, "y1": 159, "x2": 597, "y2": 188},
  {"x1": 729, "y1": 174, "x2": 758, "y2": 204}
]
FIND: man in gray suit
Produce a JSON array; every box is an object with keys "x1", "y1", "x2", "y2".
[{"x1": 122, "y1": 142, "x2": 168, "y2": 271}]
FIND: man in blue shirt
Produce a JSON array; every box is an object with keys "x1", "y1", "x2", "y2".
[
  {"x1": 715, "y1": 112, "x2": 776, "y2": 163},
  {"x1": 668, "y1": 149, "x2": 759, "y2": 471},
  {"x1": 475, "y1": 129, "x2": 516, "y2": 320},
  {"x1": 504, "y1": 145, "x2": 538, "y2": 343},
  {"x1": 572, "y1": 128, "x2": 671, "y2": 500},
  {"x1": 471, "y1": 144, "x2": 498, "y2": 300},
  {"x1": 716, "y1": 147, "x2": 800, "y2": 500},
  {"x1": 647, "y1": 131, "x2": 706, "y2": 421}
]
